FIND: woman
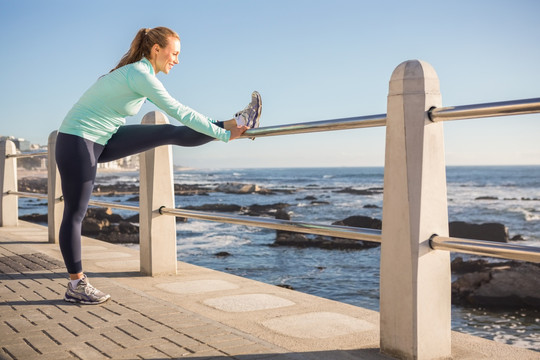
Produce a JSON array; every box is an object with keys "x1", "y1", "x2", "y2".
[{"x1": 56, "y1": 27, "x2": 262, "y2": 305}]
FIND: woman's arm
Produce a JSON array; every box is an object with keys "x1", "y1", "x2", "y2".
[{"x1": 129, "y1": 68, "x2": 232, "y2": 142}]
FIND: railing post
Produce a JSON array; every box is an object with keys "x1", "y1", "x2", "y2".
[
  {"x1": 139, "y1": 111, "x2": 177, "y2": 276},
  {"x1": 380, "y1": 60, "x2": 451, "y2": 359},
  {"x1": 0, "y1": 140, "x2": 18, "y2": 227},
  {"x1": 47, "y1": 131, "x2": 63, "y2": 243}
]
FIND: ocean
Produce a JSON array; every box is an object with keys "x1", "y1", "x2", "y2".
[{"x1": 18, "y1": 165, "x2": 540, "y2": 351}]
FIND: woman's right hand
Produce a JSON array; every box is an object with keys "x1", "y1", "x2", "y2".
[{"x1": 229, "y1": 125, "x2": 248, "y2": 140}]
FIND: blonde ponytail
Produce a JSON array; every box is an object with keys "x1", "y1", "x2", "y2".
[{"x1": 110, "y1": 27, "x2": 180, "y2": 73}]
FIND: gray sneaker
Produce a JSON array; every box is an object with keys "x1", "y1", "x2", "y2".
[
  {"x1": 64, "y1": 275, "x2": 111, "y2": 305},
  {"x1": 235, "y1": 91, "x2": 262, "y2": 129}
]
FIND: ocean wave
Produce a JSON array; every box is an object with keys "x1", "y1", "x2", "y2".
[
  {"x1": 177, "y1": 234, "x2": 251, "y2": 251},
  {"x1": 524, "y1": 211, "x2": 540, "y2": 222}
]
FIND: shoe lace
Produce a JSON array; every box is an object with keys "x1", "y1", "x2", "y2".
[
  {"x1": 236, "y1": 102, "x2": 256, "y2": 118},
  {"x1": 80, "y1": 280, "x2": 99, "y2": 295}
]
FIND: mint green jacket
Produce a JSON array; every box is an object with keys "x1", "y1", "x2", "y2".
[{"x1": 59, "y1": 57, "x2": 230, "y2": 145}]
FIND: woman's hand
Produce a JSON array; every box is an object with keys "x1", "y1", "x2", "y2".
[{"x1": 229, "y1": 125, "x2": 248, "y2": 140}]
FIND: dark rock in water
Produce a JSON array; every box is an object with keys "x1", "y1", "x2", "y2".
[
  {"x1": 82, "y1": 217, "x2": 110, "y2": 234},
  {"x1": 118, "y1": 221, "x2": 138, "y2": 234},
  {"x1": 511, "y1": 234, "x2": 525, "y2": 241},
  {"x1": 333, "y1": 187, "x2": 382, "y2": 195},
  {"x1": 298, "y1": 196, "x2": 317, "y2": 201},
  {"x1": 20, "y1": 206, "x2": 141, "y2": 244},
  {"x1": 86, "y1": 207, "x2": 123, "y2": 223},
  {"x1": 310, "y1": 235, "x2": 379, "y2": 250},
  {"x1": 449, "y1": 257, "x2": 526, "y2": 274},
  {"x1": 243, "y1": 203, "x2": 290, "y2": 216},
  {"x1": 451, "y1": 257, "x2": 491, "y2": 274},
  {"x1": 475, "y1": 196, "x2": 498, "y2": 200},
  {"x1": 96, "y1": 231, "x2": 139, "y2": 244},
  {"x1": 332, "y1": 215, "x2": 382, "y2": 230},
  {"x1": 125, "y1": 214, "x2": 139, "y2": 222},
  {"x1": 363, "y1": 204, "x2": 379, "y2": 209},
  {"x1": 274, "y1": 209, "x2": 311, "y2": 246},
  {"x1": 274, "y1": 213, "x2": 381, "y2": 250},
  {"x1": 275, "y1": 209, "x2": 290, "y2": 221},
  {"x1": 174, "y1": 183, "x2": 211, "y2": 195},
  {"x1": 19, "y1": 213, "x2": 48, "y2": 223},
  {"x1": 452, "y1": 261, "x2": 540, "y2": 309},
  {"x1": 17, "y1": 178, "x2": 47, "y2": 193},
  {"x1": 215, "y1": 252, "x2": 232, "y2": 257},
  {"x1": 94, "y1": 182, "x2": 139, "y2": 194},
  {"x1": 449, "y1": 221, "x2": 508, "y2": 243},
  {"x1": 215, "y1": 182, "x2": 272, "y2": 194},
  {"x1": 274, "y1": 232, "x2": 312, "y2": 247}
]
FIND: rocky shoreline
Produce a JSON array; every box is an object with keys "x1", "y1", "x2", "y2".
[{"x1": 17, "y1": 177, "x2": 540, "y2": 310}]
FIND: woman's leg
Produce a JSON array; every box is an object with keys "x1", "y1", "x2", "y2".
[
  {"x1": 55, "y1": 133, "x2": 104, "y2": 275},
  {"x1": 99, "y1": 122, "x2": 227, "y2": 163}
]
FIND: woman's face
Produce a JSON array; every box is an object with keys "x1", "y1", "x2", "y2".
[{"x1": 153, "y1": 36, "x2": 180, "y2": 74}]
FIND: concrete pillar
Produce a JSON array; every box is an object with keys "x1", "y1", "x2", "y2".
[
  {"x1": 47, "y1": 131, "x2": 63, "y2": 243},
  {"x1": 380, "y1": 60, "x2": 451, "y2": 359},
  {"x1": 0, "y1": 140, "x2": 18, "y2": 227},
  {"x1": 139, "y1": 111, "x2": 178, "y2": 276}
]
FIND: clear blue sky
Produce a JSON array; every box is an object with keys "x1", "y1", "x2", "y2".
[{"x1": 1, "y1": 0, "x2": 539, "y2": 168}]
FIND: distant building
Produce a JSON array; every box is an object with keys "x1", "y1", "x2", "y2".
[
  {"x1": 98, "y1": 155, "x2": 139, "y2": 170},
  {"x1": 1, "y1": 136, "x2": 33, "y2": 151}
]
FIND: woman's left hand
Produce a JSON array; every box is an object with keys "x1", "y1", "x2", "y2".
[{"x1": 229, "y1": 125, "x2": 248, "y2": 140}]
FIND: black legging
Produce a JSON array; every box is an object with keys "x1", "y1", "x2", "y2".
[{"x1": 55, "y1": 123, "x2": 222, "y2": 274}]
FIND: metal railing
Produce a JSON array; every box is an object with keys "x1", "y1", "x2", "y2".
[
  {"x1": 6, "y1": 190, "x2": 49, "y2": 201},
  {"x1": 2, "y1": 60, "x2": 540, "y2": 359},
  {"x1": 430, "y1": 235, "x2": 540, "y2": 263},
  {"x1": 241, "y1": 113, "x2": 387, "y2": 138},
  {"x1": 4, "y1": 99, "x2": 540, "y2": 262},
  {"x1": 159, "y1": 206, "x2": 382, "y2": 242},
  {"x1": 7, "y1": 191, "x2": 139, "y2": 212},
  {"x1": 428, "y1": 97, "x2": 540, "y2": 122},
  {"x1": 5, "y1": 151, "x2": 47, "y2": 159}
]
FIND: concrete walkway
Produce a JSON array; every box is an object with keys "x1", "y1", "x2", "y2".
[{"x1": 1, "y1": 221, "x2": 537, "y2": 360}]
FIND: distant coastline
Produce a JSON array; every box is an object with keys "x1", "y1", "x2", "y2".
[{"x1": 16, "y1": 164, "x2": 540, "y2": 179}]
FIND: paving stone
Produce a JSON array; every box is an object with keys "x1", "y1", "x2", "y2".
[
  {"x1": 147, "y1": 337, "x2": 194, "y2": 358},
  {"x1": 31, "y1": 350, "x2": 75, "y2": 360},
  {"x1": 158, "y1": 332, "x2": 205, "y2": 351},
  {"x1": 84, "y1": 336, "x2": 125, "y2": 357},
  {"x1": 99, "y1": 326, "x2": 144, "y2": 349},
  {"x1": 2, "y1": 341, "x2": 42, "y2": 360},
  {"x1": 39, "y1": 324, "x2": 78, "y2": 345},
  {"x1": 262, "y1": 312, "x2": 376, "y2": 339},
  {"x1": 203, "y1": 293, "x2": 295, "y2": 312},
  {"x1": 22, "y1": 331, "x2": 63, "y2": 354},
  {"x1": 68, "y1": 342, "x2": 110, "y2": 360}
]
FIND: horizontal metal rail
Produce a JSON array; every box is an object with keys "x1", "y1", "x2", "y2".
[
  {"x1": 87, "y1": 199, "x2": 139, "y2": 212},
  {"x1": 9, "y1": 192, "x2": 540, "y2": 263},
  {"x1": 7, "y1": 190, "x2": 48, "y2": 200},
  {"x1": 429, "y1": 97, "x2": 540, "y2": 122},
  {"x1": 240, "y1": 97, "x2": 539, "y2": 139},
  {"x1": 430, "y1": 235, "x2": 540, "y2": 263},
  {"x1": 5, "y1": 151, "x2": 48, "y2": 159},
  {"x1": 242, "y1": 113, "x2": 386, "y2": 139},
  {"x1": 159, "y1": 206, "x2": 382, "y2": 243},
  {"x1": 6, "y1": 191, "x2": 139, "y2": 212}
]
